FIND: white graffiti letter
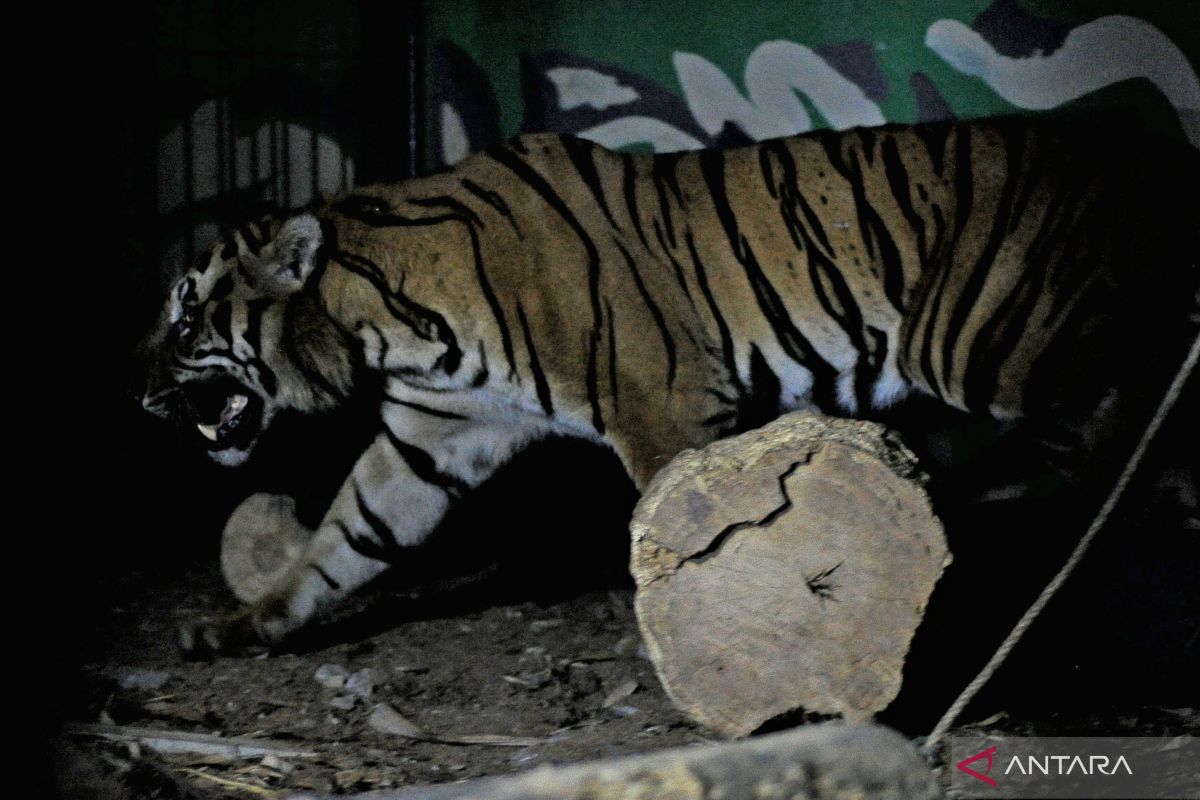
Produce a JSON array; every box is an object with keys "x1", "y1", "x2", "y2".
[
  {"x1": 927, "y1": 15, "x2": 1200, "y2": 147},
  {"x1": 674, "y1": 40, "x2": 885, "y2": 140}
]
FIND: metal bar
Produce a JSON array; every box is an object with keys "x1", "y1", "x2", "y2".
[{"x1": 407, "y1": 3, "x2": 419, "y2": 178}]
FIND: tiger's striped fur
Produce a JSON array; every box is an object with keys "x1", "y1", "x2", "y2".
[{"x1": 136, "y1": 117, "x2": 1200, "y2": 654}]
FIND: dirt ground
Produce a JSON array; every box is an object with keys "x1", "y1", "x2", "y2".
[
  {"x1": 51, "y1": 536, "x2": 1199, "y2": 800},
  {"x1": 52, "y1": 395, "x2": 1199, "y2": 799},
  {"x1": 56, "y1": 564, "x2": 707, "y2": 798}
]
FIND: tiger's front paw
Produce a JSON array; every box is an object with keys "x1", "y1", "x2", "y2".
[
  {"x1": 179, "y1": 608, "x2": 267, "y2": 659},
  {"x1": 178, "y1": 594, "x2": 304, "y2": 659}
]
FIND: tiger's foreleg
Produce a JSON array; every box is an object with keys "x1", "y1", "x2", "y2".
[{"x1": 180, "y1": 403, "x2": 537, "y2": 656}]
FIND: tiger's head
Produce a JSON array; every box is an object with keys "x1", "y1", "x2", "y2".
[{"x1": 136, "y1": 213, "x2": 357, "y2": 466}]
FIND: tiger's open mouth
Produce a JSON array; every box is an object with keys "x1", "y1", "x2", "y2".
[{"x1": 181, "y1": 378, "x2": 263, "y2": 451}]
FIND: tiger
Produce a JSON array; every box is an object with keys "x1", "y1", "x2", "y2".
[{"x1": 136, "y1": 116, "x2": 1200, "y2": 656}]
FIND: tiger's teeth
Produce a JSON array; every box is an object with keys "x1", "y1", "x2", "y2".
[{"x1": 198, "y1": 423, "x2": 220, "y2": 442}]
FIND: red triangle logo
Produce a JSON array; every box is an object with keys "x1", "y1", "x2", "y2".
[{"x1": 957, "y1": 745, "x2": 998, "y2": 787}]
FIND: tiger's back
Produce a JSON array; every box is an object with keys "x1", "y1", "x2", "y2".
[{"x1": 323, "y1": 118, "x2": 1198, "y2": 485}]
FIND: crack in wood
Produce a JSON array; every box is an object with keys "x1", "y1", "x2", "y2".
[{"x1": 678, "y1": 454, "x2": 812, "y2": 567}]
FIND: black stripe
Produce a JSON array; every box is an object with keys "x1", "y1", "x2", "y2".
[
  {"x1": 355, "y1": 486, "x2": 399, "y2": 547},
  {"x1": 186, "y1": 346, "x2": 278, "y2": 397},
  {"x1": 235, "y1": 262, "x2": 258, "y2": 290},
  {"x1": 606, "y1": 298, "x2": 619, "y2": 416},
  {"x1": 940, "y1": 124, "x2": 1024, "y2": 409},
  {"x1": 914, "y1": 120, "x2": 953, "y2": 177},
  {"x1": 760, "y1": 142, "x2": 868, "y2": 363},
  {"x1": 515, "y1": 302, "x2": 554, "y2": 417},
  {"x1": 179, "y1": 277, "x2": 198, "y2": 304},
  {"x1": 962, "y1": 264, "x2": 1036, "y2": 412},
  {"x1": 857, "y1": 128, "x2": 878, "y2": 166},
  {"x1": 706, "y1": 387, "x2": 738, "y2": 405},
  {"x1": 407, "y1": 194, "x2": 485, "y2": 229},
  {"x1": 460, "y1": 178, "x2": 524, "y2": 239},
  {"x1": 336, "y1": 519, "x2": 393, "y2": 563},
  {"x1": 561, "y1": 136, "x2": 617, "y2": 228},
  {"x1": 698, "y1": 149, "x2": 840, "y2": 411},
  {"x1": 332, "y1": 203, "x2": 514, "y2": 380},
  {"x1": 614, "y1": 239, "x2": 678, "y2": 387},
  {"x1": 1006, "y1": 126, "x2": 1046, "y2": 234},
  {"x1": 243, "y1": 298, "x2": 270, "y2": 353},
  {"x1": 623, "y1": 153, "x2": 695, "y2": 309},
  {"x1": 1040, "y1": 182, "x2": 1106, "y2": 325},
  {"x1": 759, "y1": 140, "x2": 836, "y2": 261},
  {"x1": 651, "y1": 152, "x2": 685, "y2": 249},
  {"x1": 807, "y1": 254, "x2": 879, "y2": 413},
  {"x1": 489, "y1": 144, "x2": 605, "y2": 432},
  {"x1": 881, "y1": 135, "x2": 928, "y2": 263},
  {"x1": 810, "y1": 257, "x2": 870, "y2": 356},
  {"x1": 382, "y1": 427, "x2": 469, "y2": 496},
  {"x1": 685, "y1": 230, "x2": 746, "y2": 397},
  {"x1": 928, "y1": 202, "x2": 948, "y2": 266},
  {"x1": 621, "y1": 153, "x2": 653, "y2": 252},
  {"x1": 792, "y1": 186, "x2": 836, "y2": 262},
  {"x1": 210, "y1": 302, "x2": 233, "y2": 345},
  {"x1": 917, "y1": 124, "x2": 974, "y2": 397},
  {"x1": 963, "y1": 171, "x2": 1095, "y2": 410},
  {"x1": 739, "y1": 344, "x2": 781, "y2": 431},
  {"x1": 961, "y1": 141, "x2": 1064, "y2": 410},
  {"x1": 947, "y1": 124, "x2": 976, "y2": 244},
  {"x1": 702, "y1": 409, "x2": 738, "y2": 427},
  {"x1": 364, "y1": 321, "x2": 391, "y2": 369},
  {"x1": 332, "y1": 251, "x2": 462, "y2": 375},
  {"x1": 820, "y1": 135, "x2": 907, "y2": 313},
  {"x1": 239, "y1": 223, "x2": 263, "y2": 255},
  {"x1": 653, "y1": 219, "x2": 696, "y2": 304},
  {"x1": 1020, "y1": 278, "x2": 1109, "y2": 414},
  {"x1": 253, "y1": 218, "x2": 273, "y2": 243},
  {"x1": 383, "y1": 395, "x2": 469, "y2": 420},
  {"x1": 194, "y1": 249, "x2": 217, "y2": 274},
  {"x1": 765, "y1": 158, "x2": 882, "y2": 413},
  {"x1": 759, "y1": 145, "x2": 777, "y2": 198},
  {"x1": 472, "y1": 342, "x2": 490, "y2": 387},
  {"x1": 332, "y1": 251, "x2": 440, "y2": 341},
  {"x1": 210, "y1": 274, "x2": 234, "y2": 302},
  {"x1": 309, "y1": 564, "x2": 341, "y2": 590},
  {"x1": 586, "y1": 324, "x2": 605, "y2": 434},
  {"x1": 857, "y1": 326, "x2": 888, "y2": 413}
]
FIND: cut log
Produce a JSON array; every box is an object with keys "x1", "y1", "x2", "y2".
[
  {"x1": 284, "y1": 722, "x2": 938, "y2": 800},
  {"x1": 631, "y1": 412, "x2": 950, "y2": 737}
]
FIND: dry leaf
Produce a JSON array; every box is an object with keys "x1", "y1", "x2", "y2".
[
  {"x1": 368, "y1": 703, "x2": 545, "y2": 747},
  {"x1": 602, "y1": 679, "x2": 640, "y2": 708}
]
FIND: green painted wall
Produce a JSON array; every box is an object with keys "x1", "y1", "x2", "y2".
[{"x1": 424, "y1": 0, "x2": 1200, "y2": 165}]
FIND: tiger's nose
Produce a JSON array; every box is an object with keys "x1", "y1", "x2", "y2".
[{"x1": 130, "y1": 356, "x2": 167, "y2": 410}]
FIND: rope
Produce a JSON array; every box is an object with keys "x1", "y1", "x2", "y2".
[{"x1": 922, "y1": 329, "x2": 1200, "y2": 758}]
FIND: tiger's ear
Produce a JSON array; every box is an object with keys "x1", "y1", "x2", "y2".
[{"x1": 257, "y1": 213, "x2": 323, "y2": 297}]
